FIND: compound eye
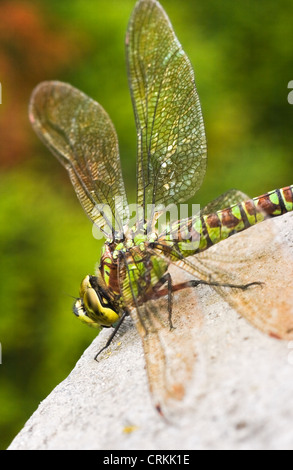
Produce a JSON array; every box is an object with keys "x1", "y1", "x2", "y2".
[
  {"x1": 79, "y1": 275, "x2": 91, "y2": 297},
  {"x1": 78, "y1": 277, "x2": 120, "y2": 327},
  {"x1": 83, "y1": 287, "x2": 100, "y2": 314}
]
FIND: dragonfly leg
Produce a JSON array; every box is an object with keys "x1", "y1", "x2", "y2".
[
  {"x1": 164, "y1": 273, "x2": 174, "y2": 329},
  {"x1": 152, "y1": 278, "x2": 263, "y2": 298},
  {"x1": 151, "y1": 273, "x2": 174, "y2": 330},
  {"x1": 94, "y1": 310, "x2": 129, "y2": 361},
  {"x1": 172, "y1": 279, "x2": 263, "y2": 292},
  {"x1": 120, "y1": 251, "x2": 149, "y2": 335}
]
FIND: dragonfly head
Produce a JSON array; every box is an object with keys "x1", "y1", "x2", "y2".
[{"x1": 73, "y1": 275, "x2": 120, "y2": 328}]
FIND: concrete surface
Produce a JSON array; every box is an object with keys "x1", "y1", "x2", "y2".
[{"x1": 8, "y1": 212, "x2": 293, "y2": 450}]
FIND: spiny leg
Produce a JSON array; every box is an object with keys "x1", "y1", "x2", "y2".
[
  {"x1": 151, "y1": 241, "x2": 263, "y2": 292},
  {"x1": 152, "y1": 277, "x2": 263, "y2": 300},
  {"x1": 150, "y1": 272, "x2": 174, "y2": 329},
  {"x1": 94, "y1": 310, "x2": 128, "y2": 361},
  {"x1": 120, "y1": 251, "x2": 149, "y2": 335},
  {"x1": 173, "y1": 279, "x2": 263, "y2": 292}
]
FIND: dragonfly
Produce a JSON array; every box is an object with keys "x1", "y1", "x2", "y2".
[{"x1": 29, "y1": 0, "x2": 293, "y2": 415}]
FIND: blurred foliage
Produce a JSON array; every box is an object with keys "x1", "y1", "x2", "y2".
[{"x1": 0, "y1": 0, "x2": 292, "y2": 449}]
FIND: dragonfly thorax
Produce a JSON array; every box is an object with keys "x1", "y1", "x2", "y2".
[{"x1": 73, "y1": 228, "x2": 163, "y2": 330}]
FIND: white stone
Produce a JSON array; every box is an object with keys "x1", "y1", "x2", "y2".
[{"x1": 8, "y1": 213, "x2": 293, "y2": 450}]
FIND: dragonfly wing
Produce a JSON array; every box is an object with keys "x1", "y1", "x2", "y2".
[
  {"x1": 200, "y1": 189, "x2": 250, "y2": 216},
  {"x1": 119, "y1": 249, "x2": 200, "y2": 415},
  {"x1": 131, "y1": 296, "x2": 199, "y2": 415},
  {"x1": 176, "y1": 214, "x2": 293, "y2": 340},
  {"x1": 29, "y1": 81, "x2": 129, "y2": 239},
  {"x1": 126, "y1": 0, "x2": 207, "y2": 216}
]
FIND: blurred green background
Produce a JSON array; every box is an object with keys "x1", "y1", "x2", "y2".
[{"x1": 0, "y1": 0, "x2": 292, "y2": 449}]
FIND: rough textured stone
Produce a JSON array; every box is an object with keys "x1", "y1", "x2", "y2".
[{"x1": 8, "y1": 213, "x2": 293, "y2": 450}]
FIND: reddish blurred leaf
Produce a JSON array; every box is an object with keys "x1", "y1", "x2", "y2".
[{"x1": 0, "y1": 1, "x2": 85, "y2": 167}]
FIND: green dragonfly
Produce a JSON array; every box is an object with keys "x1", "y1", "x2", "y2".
[{"x1": 29, "y1": 0, "x2": 293, "y2": 414}]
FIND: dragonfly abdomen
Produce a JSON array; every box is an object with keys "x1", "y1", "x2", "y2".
[
  {"x1": 204, "y1": 185, "x2": 293, "y2": 245},
  {"x1": 159, "y1": 185, "x2": 293, "y2": 258}
]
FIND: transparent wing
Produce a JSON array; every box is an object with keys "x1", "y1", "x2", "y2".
[
  {"x1": 29, "y1": 81, "x2": 129, "y2": 239},
  {"x1": 126, "y1": 0, "x2": 207, "y2": 216},
  {"x1": 175, "y1": 214, "x2": 293, "y2": 340},
  {"x1": 119, "y1": 248, "x2": 199, "y2": 415},
  {"x1": 130, "y1": 295, "x2": 199, "y2": 415}
]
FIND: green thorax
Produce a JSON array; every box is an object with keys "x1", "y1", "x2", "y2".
[{"x1": 98, "y1": 231, "x2": 168, "y2": 304}]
